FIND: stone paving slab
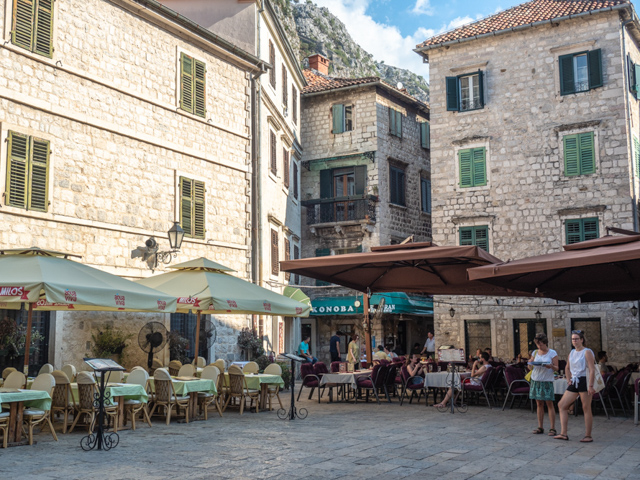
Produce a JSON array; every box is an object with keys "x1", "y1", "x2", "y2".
[{"x1": 0, "y1": 388, "x2": 638, "y2": 479}]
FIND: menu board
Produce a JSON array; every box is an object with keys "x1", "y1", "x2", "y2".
[
  {"x1": 437, "y1": 348, "x2": 466, "y2": 364},
  {"x1": 83, "y1": 358, "x2": 125, "y2": 372}
]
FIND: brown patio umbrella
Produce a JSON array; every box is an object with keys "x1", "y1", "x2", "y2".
[{"x1": 467, "y1": 234, "x2": 640, "y2": 303}]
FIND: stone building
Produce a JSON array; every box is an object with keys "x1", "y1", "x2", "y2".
[
  {"x1": 0, "y1": 0, "x2": 265, "y2": 372},
  {"x1": 161, "y1": 0, "x2": 305, "y2": 356},
  {"x1": 297, "y1": 55, "x2": 433, "y2": 363},
  {"x1": 415, "y1": 0, "x2": 640, "y2": 364}
]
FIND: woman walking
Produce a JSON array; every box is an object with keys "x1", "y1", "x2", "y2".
[
  {"x1": 554, "y1": 330, "x2": 596, "y2": 442},
  {"x1": 348, "y1": 334, "x2": 360, "y2": 371},
  {"x1": 528, "y1": 333, "x2": 558, "y2": 436}
]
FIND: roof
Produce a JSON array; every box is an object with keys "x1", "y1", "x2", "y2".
[
  {"x1": 302, "y1": 69, "x2": 429, "y2": 112},
  {"x1": 416, "y1": 0, "x2": 630, "y2": 51}
]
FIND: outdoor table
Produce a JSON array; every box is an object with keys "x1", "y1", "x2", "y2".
[
  {"x1": 554, "y1": 378, "x2": 568, "y2": 395},
  {"x1": 148, "y1": 377, "x2": 216, "y2": 420},
  {"x1": 424, "y1": 371, "x2": 471, "y2": 389},
  {"x1": 0, "y1": 387, "x2": 51, "y2": 445},
  {"x1": 69, "y1": 382, "x2": 148, "y2": 429},
  {"x1": 223, "y1": 373, "x2": 284, "y2": 409},
  {"x1": 319, "y1": 370, "x2": 371, "y2": 402},
  {"x1": 230, "y1": 361, "x2": 250, "y2": 370}
]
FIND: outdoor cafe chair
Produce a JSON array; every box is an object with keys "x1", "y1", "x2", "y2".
[
  {"x1": 69, "y1": 372, "x2": 118, "y2": 433},
  {"x1": 297, "y1": 363, "x2": 323, "y2": 403},
  {"x1": 356, "y1": 364, "x2": 387, "y2": 404},
  {"x1": 61, "y1": 364, "x2": 76, "y2": 382},
  {"x1": 634, "y1": 377, "x2": 639, "y2": 425},
  {"x1": 242, "y1": 362, "x2": 259, "y2": 374},
  {"x1": 212, "y1": 358, "x2": 226, "y2": 373},
  {"x1": 462, "y1": 367, "x2": 493, "y2": 409},
  {"x1": 383, "y1": 363, "x2": 400, "y2": 402},
  {"x1": 224, "y1": 365, "x2": 259, "y2": 414},
  {"x1": 22, "y1": 373, "x2": 58, "y2": 445},
  {"x1": 124, "y1": 369, "x2": 152, "y2": 430},
  {"x1": 38, "y1": 363, "x2": 54, "y2": 375},
  {"x1": 399, "y1": 365, "x2": 425, "y2": 406},
  {"x1": 105, "y1": 370, "x2": 124, "y2": 383},
  {"x1": 0, "y1": 411, "x2": 8, "y2": 448},
  {"x1": 502, "y1": 366, "x2": 532, "y2": 411},
  {"x1": 3, "y1": 371, "x2": 26, "y2": 389},
  {"x1": 611, "y1": 369, "x2": 632, "y2": 416},
  {"x1": 2, "y1": 367, "x2": 16, "y2": 382},
  {"x1": 149, "y1": 368, "x2": 190, "y2": 424},
  {"x1": 197, "y1": 366, "x2": 223, "y2": 419},
  {"x1": 51, "y1": 370, "x2": 76, "y2": 434},
  {"x1": 591, "y1": 372, "x2": 613, "y2": 419},
  {"x1": 193, "y1": 356, "x2": 206, "y2": 368},
  {"x1": 177, "y1": 364, "x2": 196, "y2": 378},
  {"x1": 330, "y1": 361, "x2": 341, "y2": 373},
  {"x1": 150, "y1": 358, "x2": 163, "y2": 375},
  {"x1": 264, "y1": 363, "x2": 284, "y2": 411},
  {"x1": 168, "y1": 360, "x2": 182, "y2": 377}
]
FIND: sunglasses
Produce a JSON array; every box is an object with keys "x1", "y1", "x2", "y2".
[{"x1": 571, "y1": 330, "x2": 583, "y2": 334}]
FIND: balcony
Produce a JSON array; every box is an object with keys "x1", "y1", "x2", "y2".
[{"x1": 303, "y1": 195, "x2": 378, "y2": 226}]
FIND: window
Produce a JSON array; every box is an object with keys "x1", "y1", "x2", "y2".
[
  {"x1": 332, "y1": 104, "x2": 353, "y2": 134},
  {"x1": 563, "y1": 132, "x2": 595, "y2": 176},
  {"x1": 389, "y1": 165, "x2": 406, "y2": 206},
  {"x1": 11, "y1": 0, "x2": 54, "y2": 57},
  {"x1": 446, "y1": 71, "x2": 484, "y2": 112},
  {"x1": 284, "y1": 237, "x2": 290, "y2": 281},
  {"x1": 269, "y1": 40, "x2": 276, "y2": 88},
  {"x1": 420, "y1": 177, "x2": 431, "y2": 214},
  {"x1": 465, "y1": 320, "x2": 491, "y2": 361},
  {"x1": 571, "y1": 318, "x2": 602, "y2": 353},
  {"x1": 283, "y1": 149, "x2": 290, "y2": 188},
  {"x1": 458, "y1": 147, "x2": 486, "y2": 188},
  {"x1": 180, "y1": 177, "x2": 205, "y2": 239},
  {"x1": 559, "y1": 50, "x2": 602, "y2": 95},
  {"x1": 293, "y1": 245, "x2": 300, "y2": 284},
  {"x1": 334, "y1": 245, "x2": 362, "y2": 255},
  {"x1": 179, "y1": 53, "x2": 206, "y2": 117},
  {"x1": 282, "y1": 64, "x2": 288, "y2": 109},
  {"x1": 460, "y1": 225, "x2": 489, "y2": 251},
  {"x1": 292, "y1": 86, "x2": 298, "y2": 125},
  {"x1": 628, "y1": 55, "x2": 640, "y2": 99},
  {"x1": 420, "y1": 122, "x2": 430, "y2": 149},
  {"x1": 270, "y1": 131, "x2": 277, "y2": 175},
  {"x1": 292, "y1": 161, "x2": 299, "y2": 200},
  {"x1": 389, "y1": 109, "x2": 402, "y2": 138},
  {"x1": 271, "y1": 229, "x2": 279, "y2": 276},
  {"x1": 5, "y1": 131, "x2": 50, "y2": 212},
  {"x1": 565, "y1": 218, "x2": 598, "y2": 244}
]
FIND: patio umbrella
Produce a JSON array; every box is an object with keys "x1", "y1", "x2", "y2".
[
  {"x1": 0, "y1": 247, "x2": 178, "y2": 373},
  {"x1": 467, "y1": 234, "x2": 640, "y2": 303},
  {"x1": 136, "y1": 258, "x2": 312, "y2": 361}
]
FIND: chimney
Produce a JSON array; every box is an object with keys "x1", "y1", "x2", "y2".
[{"x1": 308, "y1": 54, "x2": 330, "y2": 75}]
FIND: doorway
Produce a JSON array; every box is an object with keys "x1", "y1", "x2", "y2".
[
  {"x1": 465, "y1": 320, "x2": 491, "y2": 359},
  {"x1": 0, "y1": 308, "x2": 50, "y2": 376},
  {"x1": 333, "y1": 168, "x2": 356, "y2": 221},
  {"x1": 513, "y1": 319, "x2": 546, "y2": 358},
  {"x1": 570, "y1": 318, "x2": 602, "y2": 353}
]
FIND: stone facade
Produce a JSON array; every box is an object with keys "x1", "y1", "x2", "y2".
[
  {"x1": 419, "y1": 9, "x2": 640, "y2": 364},
  {"x1": 0, "y1": 0, "x2": 262, "y2": 370}
]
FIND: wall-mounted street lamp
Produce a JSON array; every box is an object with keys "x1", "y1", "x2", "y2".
[
  {"x1": 449, "y1": 307, "x2": 456, "y2": 318},
  {"x1": 631, "y1": 305, "x2": 638, "y2": 317},
  {"x1": 535, "y1": 310, "x2": 542, "y2": 321},
  {"x1": 132, "y1": 222, "x2": 185, "y2": 270}
]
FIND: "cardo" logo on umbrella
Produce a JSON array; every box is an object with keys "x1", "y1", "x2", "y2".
[{"x1": 0, "y1": 286, "x2": 29, "y2": 299}]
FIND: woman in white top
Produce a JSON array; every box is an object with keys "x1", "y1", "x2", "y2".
[
  {"x1": 553, "y1": 330, "x2": 596, "y2": 443},
  {"x1": 527, "y1": 333, "x2": 559, "y2": 436}
]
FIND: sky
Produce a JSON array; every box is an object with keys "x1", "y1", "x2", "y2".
[{"x1": 310, "y1": 0, "x2": 640, "y2": 77}]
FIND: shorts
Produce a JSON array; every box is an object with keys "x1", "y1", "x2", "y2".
[{"x1": 566, "y1": 376, "x2": 587, "y2": 393}]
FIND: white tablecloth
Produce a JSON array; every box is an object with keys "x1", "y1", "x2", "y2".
[
  {"x1": 554, "y1": 378, "x2": 569, "y2": 395},
  {"x1": 319, "y1": 370, "x2": 371, "y2": 389},
  {"x1": 229, "y1": 361, "x2": 250, "y2": 369},
  {"x1": 424, "y1": 371, "x2": 470, "y2": 389}
]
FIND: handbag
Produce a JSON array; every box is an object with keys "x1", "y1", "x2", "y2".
[
  {"x1": 524, "y1": 350, "x2": 537, "y2": 382},
  {"x1": 593, "y1": 363, "x2": 605, "y2": 393}
]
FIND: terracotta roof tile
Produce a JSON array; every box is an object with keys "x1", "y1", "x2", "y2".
[
  {"x1": 302, "y1": 70, "x2": 380, "y2": 94},
  {"x1": 417, "y1": 0, "x2": 629, "y2": 49}
]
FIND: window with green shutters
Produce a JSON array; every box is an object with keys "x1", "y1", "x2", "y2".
[
  {"x1": 389, "y1": 165, "x2": 406, "y2": 206},
  {"x1": 458, "y1": 147, "x2": 486, "y2": 188},
  {"x1": 627, "y1": 55, "x2": 640, "y2": 99},
  {"x1": 11, "y1": 0, "x2": 54, "y2": 57},
  {"x1": 179, "y1": 177, "x2": 206, "y2": 239},
  {"x1": 420, "y1": 177, "x2": 431, "y2": 213},
  {"x1": 446, "y1": 71, "x2": 485, "y2": 112},
  {"x1": 6, "y1": 131, "x2": 50, "y2": 212},
  {"x1": 563, "y1": 132, "x2": 595, "y2": 176},
  {"x1": 389, "y1": 109, "x2": 402, "y2": 138},
  {"x1": 179, "y1": 53, "x2": 206, "y2": 117},
  {"x1": 420, "y1": 122, "x2": 430, "y2": 149},
  {"x1": 332, "y1": 104, "x2": 352, "y2": 134},
  {"x1": 459, "y1": 226, "x2": 489, "y2": 252},
  {"x1": 565, "y1": 218, "x2": 599, "y2": 245},
  {"x1": 559, "y1": 50, "x2": 602, "y2": 96}
]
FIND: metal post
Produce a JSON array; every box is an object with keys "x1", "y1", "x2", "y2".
[
  {"x1": 23, "y1": 303, "x2": 33, "y2": 375},
  {"x1": 363, "y1": 294, "x2": 372, "y2": 368},
  {"x1": 194, "y1": 310, "x2": 201, "y2": 364}
]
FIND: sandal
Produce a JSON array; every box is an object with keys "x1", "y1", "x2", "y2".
[
  {"x1": 532, "y1": 427, "x2": 544, "y2": 434},
  {"x1": 548, "y1": 429, "x2": 557, "y2": 436},
  {"x1": 580, "y1": 436, "x2": 593, "y2": 443},
  {"x1": 553, "y1": 434, "x2": 569, "y2": 441}
]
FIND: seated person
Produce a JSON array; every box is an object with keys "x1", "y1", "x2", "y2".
[
  {"x1": 484, "y1": 347, "x2": 495, "y2": 362},
  {"x1": 298, "y1": 336, "x2": 317, "y2": 365},
  {"x1": 411, "y1": 342, "x2": 422, "y2": 355},
  {"x1": 433, "y1": 352, "x2": 492, "y2": 407},
  {"x1": 406, "y1": 354, "x2": 425, "y2": 385},
  {"x1": 385, "y1": 345, "x2": 397, "y2": 359},
  {"x1": 373, "y1": 345, "x2": 391, "y2": 362},
  {"x1": 597, "y1": 351, "x2": 616, "y2": 373}
]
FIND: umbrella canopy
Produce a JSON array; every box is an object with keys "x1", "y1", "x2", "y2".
[
  {"x1": 283, "y1": 286, "x2": 312, "y2": 309},
  {"x1": 467, "y1": 234, "x2": 640, "y2": 303},
  {"x1": 279, "y1": 242, "x2": 532, "y2": 296}
]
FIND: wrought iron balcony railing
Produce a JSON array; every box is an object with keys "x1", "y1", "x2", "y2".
[{"x1": 302, "y1": 195, "x2": 378, "y2": 226}]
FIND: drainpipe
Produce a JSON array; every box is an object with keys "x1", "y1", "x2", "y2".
[{"x1": 622, "y1": 19, "x2": 639, "y2": 232}]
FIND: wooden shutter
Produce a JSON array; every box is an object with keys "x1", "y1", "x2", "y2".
[
  {"x1": 578, "y1": 132, "x2": 595, "y2": 174},
  {"x1": 180, "y1": 53, "x2": 194, "y2": 113},
  {"x1": 389, "y1": 108, "x2": 395, "y2": 135},
  {"x1": 284, "y1": 237, "x2": 290, "y2": 281},
  {"x1": 354, "y1": 166, "x2": 366, "y2": 195},
  {"x1": 398, "y1": 169, "x2": 405, "y2": 205},
  {"x1": 629, "y1": 55, "x2": 637, "y2": 96},
  {"x1": 474, "y1": 226, "x2": 489, "y2": 252},
  {"x1": 319, "y1": 169, "x2": 332, "y2": 198},
  {"x1": 420, "y1": 122, "x2": 430, "y2": 149},
  {"x1": 472, "y1": 147, "x2": 486, "y2": 186},
  {"x1": 270, "y1": 131, "x2": 277, "y2": 174},
  {"x1": 293, "y1": 161, "x2": 299, "y2": 200},
  {"x1": 12, "y1": 0, "x2": 35, "y2": 51},
  {"x1": 396, "y1": 110, "x2": 402, "y2": 138},
  {"x1": 180, "y1": 176, "x2": 193, "y2": 236},
  {"x1": 459, "y1": 149, "x2": 473, "y2": 187},
  {"x1": 315, "y1": 248, "x2": 330, "y2": 286},
  {"x1": 566, "y1": 218, "x2": 598, "y2": 244},
  {"x1": 565, "y1": 219, "x2": 582, "y2": 244},
  {"x1": 635, "y1": 64, "x2": 640, "y2": 98},
  {"x1": 271, "y1": 230, "x2": 279, "y2": 276},
  {"x1": 446, "y1": 77, "x2": 459, "y2": 111},
  {"x1": 193, "y1": 180, "x2": 205, "y2": 239},
  {"x1": 459, "y1": 227, "x2": 473, "y2": 246},
  {"x1": 478, "y1": 70, "x2": 485, "y2": 107},
  {"x1": 283, "y1": 148, "x2": 290, "y2": 188},
  {"x1": 588, "y1": 49, "x2": 603, "y2": 89},
  {"x1": 559, "y1": 54, "x2": 575, "y2": 96},
  {"x1": 389, "y1": 166, "x2": 398, "y2": 204},
  {"x1": 29, "y1": 137, "x2": 49, "y2": 211},
  {"x1": 292, "y1": 85, "x2": 298, "y2": 125},
  {"x1": 563, "y1": 134, "x2": 579, "y2": 176},
  {"x1": 269, "y1": 41, "x2": 275, "y2": 88},
  {"x1": 282, "y1": 65, "x2": 288, "y2": 108},
  {"x1": 193, "y1": 59, "x2": 206, "y2": 118},
  {"x1": 332, "y1": 104, "x2": 344, "y2": 134},
  {"x1": 583, "y1": 218, "x2": 599, "y2": 241},
  {"x1": 426, "y1": 179, "x2": 431, "y2": 213},
  {"x1": 6, "y1": 131, "x2": 29, "y2": 209},
  {"x1": 33, "y1": 0, "x2": 53, "y2": 57}
]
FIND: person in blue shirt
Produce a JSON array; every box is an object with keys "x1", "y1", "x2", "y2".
[
  {"x1": 329, "y1": 331, "x2": 342, "y2": 362},
  {"x1": 299, "y1": 336, "x2": 317, "y2": 364}
]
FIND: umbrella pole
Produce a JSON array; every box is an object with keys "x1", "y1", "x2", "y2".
[
  {"x1": 194, "y1": 310, "x2": 201, "y2": 364},
  {"x1": 23, "y1": 303, "x2": 34, "y2": 375},
  {"x1": 363, "y1": 294, "x2": 372, "y2": 368}
]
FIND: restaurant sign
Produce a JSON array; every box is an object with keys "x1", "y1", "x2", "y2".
[{"x1": 310, "y1": 293, "x2": 433, "y2": 316}]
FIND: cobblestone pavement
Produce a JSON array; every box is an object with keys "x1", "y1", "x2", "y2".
[{"x1": 2, "y1": 389, "x2": 639, "y2": 480}]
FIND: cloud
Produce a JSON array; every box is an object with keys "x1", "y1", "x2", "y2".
[
  {"x1": 445, "y1": 16, "x2": 475, "y2": 31},
  {"x1": 412, "y1": 0, "x2": 433, "y2": 16}
]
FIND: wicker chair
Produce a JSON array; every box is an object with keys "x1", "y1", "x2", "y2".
[
  {"x1": 3, "y1": 371, "x2": 26, "y2": 389},
  {"x1": 61, "y1": 364, "x2": 76, "y2": 382},
  {"x1": 51, "y1": 370, "x2": 76, "y2": 433},
  {"x1": 2, "y1": 367, "x2": 16, "y2": 382},
  {"x1": 264, "y1": 363, "x2": 284, "y2": 411},
  {"x1": 224, "y1": 365, "x2": 259, "y2": 414},
  {"x1": 198, "y1": 366, "x2": 223, "y2": 419},
  {"x1": 124, "y1": 369, "x2": 152, "y2": 430},
  {"x1": 150, "y1": 358, "x2": 164, "y2": 376},
  {"x1": 168, "y1": 360, "x2": 182, "y2": 377},
  {"x1": 243, "y1": 362, "x2": 259, "y2": 374},
  {"x1": 212, "y1": 359, "x2": 226, "y2": 373},
  {"x1": 177, "y1": 364, "x2": 196, "y2": 377},
  {"x1": 105, "y1": 370, "x2": 124, "y2": 383},
  {"x1": 0, "y1": 411, "x2": 8, "y2": 448},
  {"x1": 149, "y1": 368, "x2": 190, "y2": 425},
  {"x1": 69, "y1": 372, "x2": 118, "y2": 433},
  {"x1": 193, "y1": 357, "x2": 206, "y2": 368},
  {"x1": 38, "y1": 363, "x2": 54, "y2": 375},
  {"x1": 22, "y1": 373, "x2": 58, "y2": 445}
]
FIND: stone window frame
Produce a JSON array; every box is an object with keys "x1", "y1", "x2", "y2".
[
  {"x1": 174, "y1": 169, "x2": 208, "y2": 241},
  {"x1": 453, "y1": 140, "x2": 491, "y2": 192},
  {"x1": 550, "y1": 40, "x2": 599, "y2": 98},
  {"x1": 559, "y1": 210, "x2": 604, "y2": 246},
  {"x1": 446, "y1": 61, "x2": 488, "y2": 114},
  {"x1": 175, "y1": 46, "x2": 209, "y2": 120},
  {"x1": 331, "y1": 103, "x2": 354, "y2": 134},
  {"x1": 455, "y1": 216, "x2": 494, "y2": 254}
]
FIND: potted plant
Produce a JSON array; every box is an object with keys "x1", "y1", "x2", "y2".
[
  {"x1": 90, "y1": 325, "x2": 133, "y2": 364},
  {"x1": 167, "y1": 331, "x2": 191, "y2": 364},
  {"x1": 0, "y1": 317, "x2": 45, "y2": 368},
  {"x1": 237, "y1": 328, "x2": 265, "y2": 360}
]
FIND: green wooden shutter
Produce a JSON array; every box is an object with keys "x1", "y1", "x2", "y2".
[
  {"x1": 425, "y1": 122, "x2": 430, "y2": 149},
  {"x1": 565, "y1": 219, "x2": 582, "y2": 244},
  {"x1": 12, "y1": 0, "x2": 35, "y2": 51},
  {"x1": 315, "y1": 248, "x2": 331, "y2": 286},
  {"x1": 566, "y1": 218, "x2": 599, "y2": 244},
  {"x1": 583, "y1": 218, "x2": 599, "y2": 241},
  {"x1": 628, "y1": 55, "x2": 637, "y2": 96},
  {"x1": 459, "y1": 149, "x2": 473, "y2": 188},
  {"x1": 6, "y1": 131, "x2": 29, "y2": 209},
  {"x1": 180, "y1": 53, "x2": 194, "y2": 114},
  {"x1": 193, "y1": 180, "x2": 205, "y2": 239},
  {"x1": 426, "y1": 179, "x2": 431, "y2": 213},
  {"x1": 398, "y1": 169, "x2": 405, "y2": 205},
  {"x1": 389, "y1": 166, "x2": 399, "y2": 204},
  {"x1": 355, "y1": 245, "x2": 363, "y2": 253},
  {"x1": 33, "y1": 0, "x2": 53, "y2": 57},
  {"x1": 472, "y1": 147, "x2": 486, "y2": 186},
  {"x1": 396, "y1": 110, "x2": 402, "y2": 138},
  {"x1": 180, "y1": 176, "x2": 193, "y2": 236},
  {"x1": 459, "y1": 227, "x2": 473, "y2": 246},
  {"x1": 588, "y1": 49, "x2": 603, "y2": 89},
  {"x1": 474, "y1": 226, "x2": 489, "y2": 251},
  {"x1": 283, "y1": 149, "x2": 290, "y2": 188},
  {"x1": 420, "y1": 123, "x2": 427, "y2": 148},
  {"x1": 319, "y1": 169, "x2": 332, "y2": 198},
  {"x1": 578, "y1": 132, "x2": 595, "y2": 174},
  {"x1": 29, "y1": 137, "x2": 49, "y2": 211},
  {"x1": 564, "y1": 134, "x2": 579, "y2": 176},
  {"x1": 635, "y1": 64, "x2": 640, "y2": 99},
  {"x1": 284, "y1": 237, "x2": 290, "y2": 281},
  {"x1": 478, "y1": 70, "x2": 485, "y2": 107},
  {"x1": 332, "y1": 104, "x2": 344, "y2": 134},
  {"x1": 389, "y1": 108, "x2": 396, "y2": 136},
  {"x1": 559, "y1": 54, "x2": 575, "y2": 96},
  {"x1": 193, "y1": 59, "x2": 206, "y2": 118},
  {"x1": 446, "y1": 77, "x2": 459, "y2": 111},
  {"x1": 354, "y1": 166, "x2": 366, "y2": 195}
]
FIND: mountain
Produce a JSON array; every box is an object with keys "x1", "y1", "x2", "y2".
[{"x1": 270, "y1": 0, "x2": 429, "y2": 104}]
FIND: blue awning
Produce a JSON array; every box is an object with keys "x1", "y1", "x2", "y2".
[{"x1": 310, "y1": 292, "x2": 433, "y2": 316}]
